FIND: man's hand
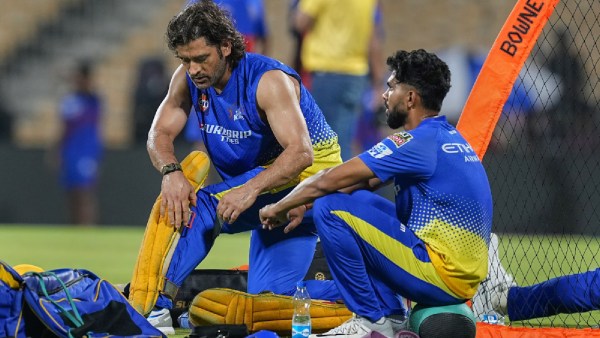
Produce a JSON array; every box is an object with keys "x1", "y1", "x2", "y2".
[
  {"x1": 216, "y1": 185, "x2": 259, "y2": 224},
  {"x1": 160, "y1": 171, "x2": 197, "y2": 228},
  {"x1": 260, "y1": 204, "x2": 307, "y2": 233}
]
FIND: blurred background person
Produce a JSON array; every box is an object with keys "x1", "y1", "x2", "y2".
[
  {"x1": 132, "y1": 57, "x2": 170, "y2": 145},
  {"x1": 294, "y1": 0, "x2": 384, "y2": 161},
  {"x1": 287, "y1": 0, "x2": 309, "y2": 85},
  {"x1": 0, "y1": 94, "x2": 12, "y2": 143},
  {"x1": 49, "y1": 61, "x2": 104, "y2": 226}
]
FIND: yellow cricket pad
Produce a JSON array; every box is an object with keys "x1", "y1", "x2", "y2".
[
  {"x1": 129, "y1": 151, "x2": 210, "y2": 315},
  {"x1": 13, "y1": 264, "x2": 44, "y2": 276},
  {"x1": 189, "y1": 288, "x2": 353, "y2": 335}
]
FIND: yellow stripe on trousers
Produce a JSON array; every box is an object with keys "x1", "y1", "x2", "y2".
[{"x1": 331, "y1": 210, "x2": 459, "y2": 298}]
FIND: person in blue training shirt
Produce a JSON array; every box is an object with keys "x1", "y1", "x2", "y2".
[
  {"x1": 260, "y1": 49, "x2": 493, "y2": 338},
  {"x1": 138, "y1": 0, "x2": 341, "y2": 333},
  {"x1": 54, "y1": 61, "x2": 103, "y2": 226}
]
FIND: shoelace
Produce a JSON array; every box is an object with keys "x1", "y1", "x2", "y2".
[{"x1": 326, "y1": 318, "x2": 368, "y2": 335}]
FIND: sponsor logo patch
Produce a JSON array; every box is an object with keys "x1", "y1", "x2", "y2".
[
  {"x1": 228, "y1": 107, "x2": 245, "y2": 121},
  {"x1": 368, "y1": 142, "x2": 393, "y2": 159},
  {"x1": 200, "y1": 93, "x2": 209, "y2": 112},
  {"x1": 388, "y1": 132, "x2": 413, "y2": 148}
]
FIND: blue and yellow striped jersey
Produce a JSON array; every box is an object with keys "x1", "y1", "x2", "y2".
[
  {"x1": 359, "y1": 116, "x2": 493, "y2": 297},
  {"x1": 187, "y1": 53, "x2": 341, "y2": 182}
]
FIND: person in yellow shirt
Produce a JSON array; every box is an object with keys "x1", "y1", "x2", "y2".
[{"x1": 294, "y1": 0, "x2": 384, "y2": 160}]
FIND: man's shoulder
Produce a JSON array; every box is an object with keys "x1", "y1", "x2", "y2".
[
  {"x1": 243, "y1": 54, "x2": 298, "y2": 84},
  {"x1": 245, "y1": 53, "x2": 288, "y2": 69}
]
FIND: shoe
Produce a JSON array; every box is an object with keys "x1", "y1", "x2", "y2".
[
  {"x1": 147, "y1": 308, "x2": 175, "y2": 335},
  {"x1": 388, "y1": 314, "x2": 408, "y2": 332},
  {"x1": 487, "y1": 233, "x2": 517, "y2": 291},
  {"x1": 310, "y1": 315, "x2": 394, "y2": 338},
  {"x1": 471, "y1": 233, "x2": 514, "y2": 324}
]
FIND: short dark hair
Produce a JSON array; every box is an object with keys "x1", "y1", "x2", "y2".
[
  {"x1": 166, "y1": 0, "x2": 246, "y2": 68},
  {"x1": 386, "y1": 49, "x2": 451, "y2": 112}
]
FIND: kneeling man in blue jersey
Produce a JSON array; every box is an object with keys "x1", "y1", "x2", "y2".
[
  {"x1": 260, "y1": 49, "x2": 494, "y2": 338},
  {"x1": 128, "y1": 0, "x2": 343, "y2": 334}
]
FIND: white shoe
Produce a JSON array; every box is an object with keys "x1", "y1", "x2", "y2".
[
  {"x1": 147, "y1": 308, "x2": 175, "y2": 335},
  {"x1": 310, "y1": 315, "x2": 394, "y2": 338},
  {"x1": 472, "y1": 233, "x2": 515, "y2": 324},
  {"x1": 488, "y1": 233, "x2": 516, "y2": 290}
]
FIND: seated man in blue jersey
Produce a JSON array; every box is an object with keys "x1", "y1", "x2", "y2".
[
  {"x1": 130, "y1": 0, "x2": 342, "y2": 334},
  {"x1": 260, "y1": 49, "x2": 493, "y2": 338}
]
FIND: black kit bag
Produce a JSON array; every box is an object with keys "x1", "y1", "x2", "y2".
[
  {"x1": 170, "y1": 269, "x2": 248, "y2": 324},
  {"x1": 172, "y1": 241, "x2": 331, "y2": 325},
  {"x1": 303, "y1": 241, "x2": 332, "y2": 281},
  {"x1": 120, "y1": 242, "x2": 332, "y2": 327},
  {"x1": 122, "y1": 268, "x2": 249, "y2": 327}
]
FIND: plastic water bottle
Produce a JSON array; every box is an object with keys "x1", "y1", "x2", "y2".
[
  {"x1": 292, "y1": 281, "x2": 311, "y2": 338},
  {"x1": 482, "y1": 311, "x2": 505, "y2": 325},
  {"x1": 178, "y1": 311, "x2": 191, "y2": 329}
]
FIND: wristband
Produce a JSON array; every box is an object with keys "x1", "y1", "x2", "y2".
[{"x1": 161, "y1": 162, "x2": 182, "y2": 176}]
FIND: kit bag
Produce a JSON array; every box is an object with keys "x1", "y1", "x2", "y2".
[
  {"x1": 168, "y1": 241, "x2": 330, "y2": 325},
  {"x1": 0, "y1": 260, "x2": 165, "y2": 338},
  {"x1": 0, "y1": 261, "x2": 26, "y2": 338}
]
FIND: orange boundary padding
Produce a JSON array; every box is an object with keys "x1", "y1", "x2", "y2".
[
  {"x1": 456, "y1": 0, "x2": 560, "y2": 160},
  {"x1": 476, "y1": 322, "x2": 600, "y2": 338}
]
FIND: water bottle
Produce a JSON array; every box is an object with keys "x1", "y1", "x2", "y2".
[
  {"x1": 292, "y1": 281, "x2": 311, "y2": 338},
  {"x1": 178, "y1": 311, "x2": 191, "y2": 329},
  {"x1": 482, "y1": 311, "x2": 505, "y2": 325}
]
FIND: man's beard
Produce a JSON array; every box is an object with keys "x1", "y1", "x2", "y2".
[
  {"x1": 191, "y1": 55, "x2": 228, "y2": 89},
  {"x1": 211, "y1": 56, "x2": 227, "y2": 86},
  {"x1": 387, "y1": 108, "x2": 407, "y2": 129}
]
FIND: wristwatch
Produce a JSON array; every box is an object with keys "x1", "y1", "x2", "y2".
[{"x1": 161, "y1": 162, "x2": 182, "y2": 176}]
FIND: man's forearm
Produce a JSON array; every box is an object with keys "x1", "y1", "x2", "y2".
[
  {"x1": 245, "y1": 146, "x2": 312, "y2": 195},
  {"x1": 147, "y1": 131, "x2": 179, "y2": 172}
]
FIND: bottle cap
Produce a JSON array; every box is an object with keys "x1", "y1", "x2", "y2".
[{"x1": 296, "y1": 281, "x2": 306, "y2": 288}]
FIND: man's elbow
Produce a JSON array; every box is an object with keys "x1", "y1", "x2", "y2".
[
  {"x1": 297, "y1": 147, "x2": 313, "y2": 169},
  {"x1": 146, "y1": 130, "x2": 156, "y2": 153}
]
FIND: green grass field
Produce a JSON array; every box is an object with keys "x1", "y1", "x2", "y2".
[
  {"x1": 0, "y1": 225, "x2": 250, "y2": 284},
  {"x1": 0, "y1": 225, "x2": 251, "y2": 337},
  {"x1": 1, "y1": 225, "x2": 599, "y2": 332}
]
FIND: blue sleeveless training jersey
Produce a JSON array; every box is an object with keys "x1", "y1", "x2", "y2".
[
  {"x1": 187, "y1": 53, "x2": 341, "y2": 181},
  {"x1": 358, "y1": 116, "x2": 493, "y2": 296}
]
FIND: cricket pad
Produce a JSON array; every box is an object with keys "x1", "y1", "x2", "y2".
[
  {"x1": 129, "y1": 151, "x2": 210, "y2": 315},
  {"x1": 188, "y1": 288, "x2": 353, "y2": 335}
]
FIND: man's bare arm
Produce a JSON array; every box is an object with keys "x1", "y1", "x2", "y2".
[
  {"x1": 147, "y1": 65, "x2": 191, "y2": 170},
  {"x1": 147, "y1": 65, "x2": 196, "y2": 227},
  {"x1": 259, "y1": 157, "x2": 376, "y2": 230},
  {"x1": 216, "y1": 70, "x2": 313, "y2": 223},
  {"x1": 293, "y1": 7, "x2": 314, "y2": 34},
  {"x1": 248, "y1": 70, "x2": 313, "y2": 193}
]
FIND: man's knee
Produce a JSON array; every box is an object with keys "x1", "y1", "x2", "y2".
[{"x1": 313, "y1": 193, "x2": 347, "y2": 218}]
